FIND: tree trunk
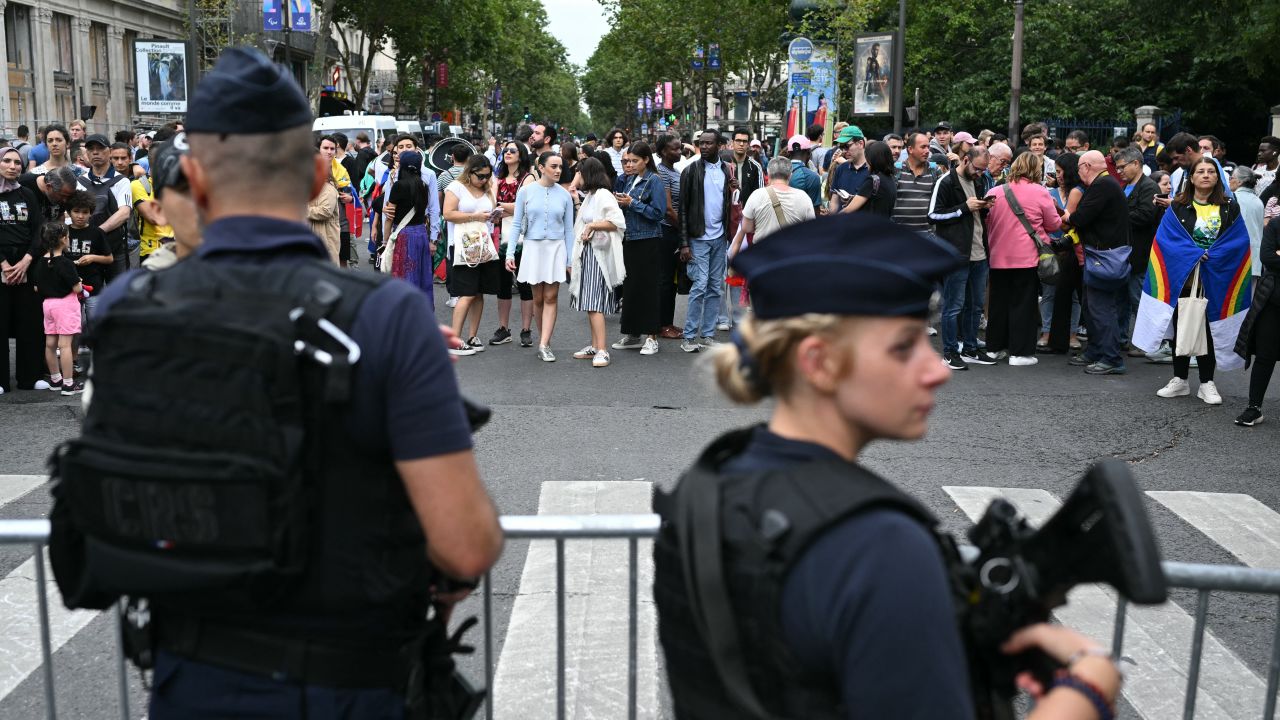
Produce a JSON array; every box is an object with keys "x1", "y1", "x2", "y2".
[
  {"x1": 357, "y1": 38, "x2": 380, "y2": 111},
  {"x1": 306, "y1": 0, "x2": 340, "y2": 111}
]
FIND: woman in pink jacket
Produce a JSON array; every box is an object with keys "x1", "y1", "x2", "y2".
[{"x1": 984, "y1": 152, "x2": 1062, "y2": 365}]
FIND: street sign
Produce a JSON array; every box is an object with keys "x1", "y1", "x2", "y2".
[
  {"x1": 708, "y1": 43, "x2": 721, "y2": 70},
  {"x1": 641, "y1": 123, "x2": 649, "y2": 134},
  {"x1": 788, "y1": 37, "x2": 814, "y2": 63},
  {"x1": 791, "y1": 73, "x2": 811, "y2": 85}
]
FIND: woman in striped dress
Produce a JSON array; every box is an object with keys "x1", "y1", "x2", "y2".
[{"x1": 569, "y1": 158, "x2": 627, "y2": 367}]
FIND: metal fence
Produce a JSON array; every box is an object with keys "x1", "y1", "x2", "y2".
[{"x1": 3, "y1": 516, "x2": 1280, "y2": 720}]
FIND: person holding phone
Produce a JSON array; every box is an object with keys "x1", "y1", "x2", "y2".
[
  {"x1": 610, "y1": 142, "x2": 667, "y2": 357},
  {"x1": 443, "y1": 155, "x2": 503, "y2": 355}
]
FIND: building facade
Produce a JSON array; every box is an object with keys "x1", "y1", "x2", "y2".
[{"x1": 2, "y1": 0, "x2": 186, "y2": 137}]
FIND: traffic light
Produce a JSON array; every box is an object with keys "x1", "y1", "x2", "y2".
[{"x1": 522, "y1": 106, "x2": 531, "y2": 122}]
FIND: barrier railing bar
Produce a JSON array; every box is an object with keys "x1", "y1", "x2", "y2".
[
  {"x1": 114, "y1": 600, "x2": 130, "y2": 720},
  {"x1": 628, "y1": 537, "x2": 638, "y2": 720},
  {"x1": 1162, "y1": 561, "x2": 1280, "y2": 594},
  {"x1": 1265, "y1": 594, "x2": 1280, "y2": 720},
  {"x1": 483, "y1": 571, "x2": 494, "y2": 720},
  {"x1": 555, "y1": 537, "x2": 565, "y2": 720},
  {"x1": 33, "y1": 543, "x2": 57, "y2": 720},
  {"x1": 1111, "y1": 596, "x2": 1127, "y2": 659},
  {"x1": 1183, "y1": 589, "x2": 1211, "y2": 720},
  {"x1": 500, "y1": 514, "x2": 660, "y2": 539}
]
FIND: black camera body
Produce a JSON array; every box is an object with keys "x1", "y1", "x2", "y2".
[{"x1": 958, "y1": 459, "x2": 1168, "y2": 719}]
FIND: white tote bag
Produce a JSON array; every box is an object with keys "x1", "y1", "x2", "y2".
[
  {"x1": 1175, "y1": 263, "x2": 1208, "y2": 357},
  {"x1": 379, "y1": 208, "x2": 415, "y2": 274}
]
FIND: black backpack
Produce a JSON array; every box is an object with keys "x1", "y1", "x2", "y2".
[{"x1": 49, "y1": 259, "x2": 379, "y2": 611}]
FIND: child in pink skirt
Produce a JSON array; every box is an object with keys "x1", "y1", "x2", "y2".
[{"x1": 31, "y1": 222, "x2": 84, "y2": 396}]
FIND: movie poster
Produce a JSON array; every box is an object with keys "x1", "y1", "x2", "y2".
[
  {"x1": 853, "y1": 33, "x2": 894, "y2": 116},
  {"x1": 133, "y1": 40, "x2": 188, "y2": 114},
  {"x1": 785, "y1": 37, "x2": 838, "y2": 141}
]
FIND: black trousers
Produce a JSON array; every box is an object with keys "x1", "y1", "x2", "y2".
[
  {"x1": 338, "y1": 231, "x2": 351, "y2": 265},
  {"x1": 1048, "y1": 259, "x2": 1083, "y2": 351},
  {"x1": 658, "y1": 224, "x2": 681, "y2": 327},
  {"x1": 0, "y1": 279, "x2": 46, "y2": 391},
  {"x1": 987, "y1": 267, "x2": 1040, "y2": 357},
  {"x1": 621, "y1": 237, "x2": 662, "y2": 336},
  {"x1": 1170, "y1": 307, "x2": 1216, "y2": 382}
]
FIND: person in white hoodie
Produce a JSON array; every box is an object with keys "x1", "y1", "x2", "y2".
[{"x1": 569, "y1": 157, "x2": 626, "y2": 367}]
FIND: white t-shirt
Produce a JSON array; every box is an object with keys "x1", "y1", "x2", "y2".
[
  {"x1": 741, "y1": 184, "x2": 815, "y2": 241},
  {"x1": 445, "y1": 182, "x2": 493, "y2": 249}
]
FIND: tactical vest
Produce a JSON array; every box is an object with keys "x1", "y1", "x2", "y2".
[
  {"x1": 49, "y1": 256, "x2": 430, "y2": 643},
  {"x1": 653, "y1": 427, "x2": 950, "y2": 719}
]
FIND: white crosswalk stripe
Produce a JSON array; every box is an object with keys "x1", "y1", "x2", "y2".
[
  {"x1": 0, "y1": 475, "x2": 46, "y2": 506},
  {"x1": 944, "y1": 486, "x2": 1269, "y2": 720},
  {"x1": 1148, "y1": 491, "x2": 1280, "y2": 569},
  {"x1": 492, "y1": 480, "x2": 658, "y2": 719}
]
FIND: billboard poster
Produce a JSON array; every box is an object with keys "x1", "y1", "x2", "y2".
[
  {"x1": 663, "y1": 81, "x2": 673, "y2": 110},
  {"x1": 133, "y1": 39, "x2": 188, "y2": 114},
  {"x1": 290, "y1": 0, "x2": 312, "y2": 31},
  {"x1": 263, "y1": 0, "x2": 282, "y2": 30},
  {"x1": 785, "y1": 37, "x2": 837, "y2": 142},
  {"x1": 853, "y1": 33, "x2": 894, "y2": 116}
]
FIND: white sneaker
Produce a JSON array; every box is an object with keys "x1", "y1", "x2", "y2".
[
  {"x1": 446, "y1": 297, "x2": 459, "y2": 307},
  {"x1": 592, "y1": 351, "x2": 611, "y2": 368},
  {"x1": 33, "y1": 379, "x2": 52, "y2": 390},
  {"x1": 680, "y1": 340, "x2": 701, "y2": 353},
  {"x1": 1156, "y1": 377, "x2": 1190, "y2": 398},
  {"x1": 538, "y1": 346, "x2": 556, "y2": 362},
  {"x1": 611, "y1": 335, "x2": 643, "y2": 350},
  {"x1": 448, "y1": 346, "x2": 477, "y2": 357},
  {"x1": 572, "y1": 345, "x2": 597, "y2": 360},
  {"x1": 927, "y1": 326, "x2": 938, "y2": 336},
  {"x1": 716, "y1": 322, "x2": 732, "y2": 332},
  {"x1": 1197, "y1": 381, "x2": 1222, "y2": 405},
  {"x1": 640, "y1": 337, "x2": 660, "y2": 355},
  {"x1": 1008, "y1": 355, "x2": 1038, "y2": 366}
]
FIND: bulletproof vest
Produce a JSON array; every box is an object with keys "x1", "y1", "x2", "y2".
[
  {"x1": 653, "y1": 428, "x2": 941, "y2": 719},
  {"x1": 49, "y1": 256, "x2": 430, "y2": 639}
]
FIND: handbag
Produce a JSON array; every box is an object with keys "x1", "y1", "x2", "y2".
[
  {"x1": 454, "y1": 220, "x2": 499, "y2": 267},
  {"x1": 1083, "y1": 244, "x2": 1133, "y2": 290},
  {"x1": 379, "y1": 208, "x2": 415, "y2": 274},
  {"x1": 1175, "y1": 262, "x2": 1209, "y2": 357},
  {"x1": 1002, "y1": 185, "x2": 1068, "y2": 286}
]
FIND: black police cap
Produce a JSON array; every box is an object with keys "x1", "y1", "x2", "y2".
[
  {"x1": 730, "y1": 213, "x2": 964, "y2": 320},
  {"x1": 185, "y1": 47, "x2": 312, "y2": 135}
]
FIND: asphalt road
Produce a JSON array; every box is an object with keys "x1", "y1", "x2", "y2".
[{"x1": 3, "y1": 280, "x2": 1278, "y2": 719}]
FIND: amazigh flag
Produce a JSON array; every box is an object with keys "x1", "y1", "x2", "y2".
[{"x1": 1132, "y1": 207, "x2": 1253, "y2": 370}]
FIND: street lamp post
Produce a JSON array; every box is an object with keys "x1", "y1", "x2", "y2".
[
  {"x1": 1008, "y1": 0, "x2": 1024, "y2": 141},
  {"x1": 892, "y1": 0, "x2": 905, "y2": 134}
]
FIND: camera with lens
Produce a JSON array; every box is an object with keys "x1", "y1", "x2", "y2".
[
  {"x1": 956, "y1": 459, "x2": 1168, "y2": 720},
  {"x1": 1049, "y1": 236, "x2": 1074, "y2": 254}
]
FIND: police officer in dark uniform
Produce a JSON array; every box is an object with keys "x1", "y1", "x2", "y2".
[
  {"x1": 652, "y1": 213, "x2": 1122, "y2": 719},
  {"x1": 62, "y1": 48, "x2": 503, "y2": 719}
]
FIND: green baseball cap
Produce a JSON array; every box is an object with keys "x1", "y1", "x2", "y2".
[{"x1": 835, "y1": 125, "x2": 865, "y2": 143}]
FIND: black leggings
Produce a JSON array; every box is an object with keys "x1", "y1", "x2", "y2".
[
  {"x1": 1170, "y1": 309, "x2": 1215, "y2": 382},
  {"x1": 1250, "y1": 359, "x2": 1276, "y2": 407}
]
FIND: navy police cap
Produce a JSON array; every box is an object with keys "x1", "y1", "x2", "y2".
[
  {"x1": 186, "y1": 47, "x2": 312, "y2": 135},
  {"x1": 730, "y1": 213, "x2": 964, "y2": 320}
]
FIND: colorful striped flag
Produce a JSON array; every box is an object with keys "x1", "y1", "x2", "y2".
[{"x1": 1133, "y1": 206, "x2": 1253, "y2": 369}]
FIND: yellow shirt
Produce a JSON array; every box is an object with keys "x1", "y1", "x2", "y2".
[
  {"x1": 1191, "y1": 201, "x2": 1221, "y2": 250},
  {"x1": 131, "y1": 178, "x2": 174, "y2": 257}
]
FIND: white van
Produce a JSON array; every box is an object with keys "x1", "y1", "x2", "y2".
[
  {"x1": 313, "y1": 114, "x2": 398, "y2": 149},
  {"x1": 396, "y1": 120, "x2": 425, "y2": 147}
]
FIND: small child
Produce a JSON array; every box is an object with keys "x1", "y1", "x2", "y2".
[
  {"x1": 30, "y1": 221, "x2": 85, "y2": 395},
  {"x1": 65, "y1": 190, "x2": 113, "y2": 319}
]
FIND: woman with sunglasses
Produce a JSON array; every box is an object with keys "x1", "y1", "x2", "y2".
[
  {"x1": 491, "y1": 141, "x2": 537, "y2": 347},
  {"x1": 443, "y1": 155, "x2": 504, "y2": 355},
  {"x1": 507, "y1": 152, "x2": 575, "y2": 362}
]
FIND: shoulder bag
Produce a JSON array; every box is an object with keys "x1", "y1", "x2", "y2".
[
  {"x1": 1002, "y1": 184, "x2": 1068, "y2": 286},
  {"x1": 379, "y1": 207, "x2": 414, "y2": 273},
  {"x1": 455, "y1": 219, "x2": 499, "y2": 267},
  {"x1": 1175, "y1": 262, "x2": 1209, "y2": 357},
  {"x1": 1083, "y1": 243, "x2": 1133, "y2": 290}
]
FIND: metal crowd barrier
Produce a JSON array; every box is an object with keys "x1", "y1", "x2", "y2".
[{"x1": 3, "y1": 516, "x2": 1280, "y2": 720}]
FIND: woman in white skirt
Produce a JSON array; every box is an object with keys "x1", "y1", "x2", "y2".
[
  {"x1": 570, "y1": 158, "x2": 627, "y2": 367},
  {"x1": 507, "y1": 152, "x2": 575, "y2": 362}
]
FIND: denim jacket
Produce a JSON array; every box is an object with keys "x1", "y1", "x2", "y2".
[{"x1": 614, "y1": 171, "x2": 666, "y2": 241}]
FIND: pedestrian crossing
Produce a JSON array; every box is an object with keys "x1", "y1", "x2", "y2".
[{"x1": 1, "y1": 476, "x2": 1279, "y2": 719}]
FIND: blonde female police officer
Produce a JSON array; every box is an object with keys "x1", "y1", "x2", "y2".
[{"x1": 653, "y1": 213, "x2": 1122, "y2": 720}]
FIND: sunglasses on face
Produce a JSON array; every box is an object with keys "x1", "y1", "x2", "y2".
[
  {"x1": 474, "y1": 173, "x2": 492, "y2": 181},
  {"x1": 504, "y1": 147, "x2": 519, "y2": 154}
]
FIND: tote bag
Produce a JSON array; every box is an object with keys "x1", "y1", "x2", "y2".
[
  {"x1": 454, "y1": 221, "x2": 499, "y2": 267},
  {"x1": 379, "y1": 208, "x2": 415, "y2": 274},
  {"x1": 1175, "y1": 263, "x2": 1208, "y2": 357}
]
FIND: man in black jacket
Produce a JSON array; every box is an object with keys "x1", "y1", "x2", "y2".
[
  {"x1": 1065, "y1": 150, "x2": 1132, "y2": 374},
  {"x1": 1114, "y1": 146, "x2": 1160, "y2": 355},
  {"x1": 927, "y1": 146, "x2": 997, "y2": 369},
  {"x1": 678, "y1": 129, "x2": 736, "y2": 352}
]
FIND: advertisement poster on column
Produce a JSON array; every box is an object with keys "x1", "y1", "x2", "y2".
[
  {"x1": 785, "y1": 37, "x2": 837, "y2": 142},
  {"x1": 853, "y1": 33, "x2": 894, "y2": 116},
  {"x1": 133, "y1": 40, "x2": 188, "y2": 114}
]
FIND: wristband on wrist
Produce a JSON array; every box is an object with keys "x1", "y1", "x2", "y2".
[
  {"x1": 1066, "y1": 647, "x2": 1114, "y2": 668},
  {"x1": 1051, "y1": 672, "x2": 1115, "y2": 720}
]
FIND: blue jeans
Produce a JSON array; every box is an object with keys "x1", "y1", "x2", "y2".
[
  {"x1": 1039, "y1": 284, "x2": 1081, "y2": 335},
  {"x1": 939, "y1": 265, "x2": 969, "y2": 354},
  {"x1": 1083, "y1": 283, "x2": 1126, "y2": 367},
  {"x1": 960, "y1": 260, "x2": 989, "y2": 351},
  {"x1": 683, "y1": 236, "x2": 726, "y2": 340}
]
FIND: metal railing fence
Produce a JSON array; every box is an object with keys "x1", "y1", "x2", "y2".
[{"x1": 2, "y1": 516, "x2": 1279, "y2": 720}]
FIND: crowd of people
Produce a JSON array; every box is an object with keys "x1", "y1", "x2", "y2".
[{"x1": 5, "y1": 110, "x2": 1280, "y2": 427}]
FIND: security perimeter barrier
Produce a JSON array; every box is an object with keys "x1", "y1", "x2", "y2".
[{"x1": 2, "y1": 516, "x2": 1279, "y2": 720}]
